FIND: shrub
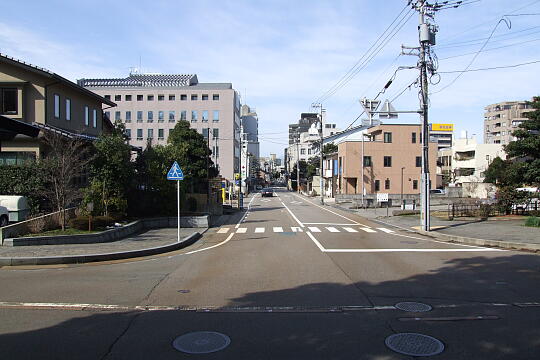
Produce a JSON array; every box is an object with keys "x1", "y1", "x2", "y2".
[
  {"x1": 525, "y1": 216, "x2": 540, "y2": 227},
  {"x1": 69, "y1": 215, "x2": 114, "y2": 230},
  {"x1": 186, "y1": 197, "x2": 198, "y2": 212}
]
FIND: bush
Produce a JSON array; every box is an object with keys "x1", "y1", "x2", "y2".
[
  {"x1": 525, "y1": 216, "x2": 540, "y2": 227},
  {"x1": 186, "y1": 197, "x2": 198, "y2": 212},
  {"x1": 69, "y1": 215, "x2": 114, "y2": 230}
]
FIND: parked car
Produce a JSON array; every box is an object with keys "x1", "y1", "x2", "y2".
[
  {"x1": 430, "y1": 189, "x2": 445, "y2": 195},
  {"x1": 261, "y1": 188, "x2": 274, "y2": 197}
]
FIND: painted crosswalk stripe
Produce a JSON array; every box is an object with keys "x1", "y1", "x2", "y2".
[
  {"x1": 255, "y1": 227, "x2": 265, "y2": 233},
  {"x1": 308, "y1": 227, "x2": 321, "y2": 233},
  {"x1": 343, "y1": 227, "x2": 358, "y2": 233},
  {"x1": 377, "y1": 228, "x2": 395, "y2": 233},
  {"x1": 326, "y1": 227, "x2": 340, "y2": 233},
  {"x1": 236, "y1": 228, "x2": 247, "y2": 233},
  {"x1": 217, "y1": 228, "x2": 230, "y2": 234},
  {"x1": 273, "y1": 227, "x2": 284, "y2": 232},
  {"x1": 360, "y1": 228, "x2": 377, "y2": 233},
  {"x1": 291, "y1": 227, "x2": 303, "y2": 232}
]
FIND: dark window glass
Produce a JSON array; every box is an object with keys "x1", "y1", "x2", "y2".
[
  {"x1": 202, "y1": 94, "x2": 209, "y2": 100},
  {"x1": 213, "y1": 128, "x2": 219, "y2": 138},
  {"x1": 181, "y1": 94, "x2": 187, "y2": 100},
  {"x1": 363, "y1": 156, "x2": 372, "y2": 166},
  {"x1": 169, "y1": 95, "x2": 175, "y2": 101},
  {"x1": 384, "y1": 132, "x2": 392, "y2": 143},
  {"x1": 375, "y1": 180, "x2": 380, "y2": 191},
  {"x1": 125, "y1": 95, "x2": 132, "y2": 101},
  {"x1": 385, "y1": 179, "x2": 390, "y2": 190},
  {"x1": 213, "y1": 94, "x2": 219, "y2": 100},
  {"x1": 416, "y1": 156, "x2": 422, "y2": 167},
  {"x1": 202, "y1": 128, "x2": 209, "y2": 138},
  {"x1": 384, "y1": 156, "x2": 392, "y2": 167},
  {"x1": 137, "y1": 95, "x2": 143, "y2": 101},
  {"x1": 158, "y1": 94, "x2": 164, "y2": 101},
  {"x1": 147, "y1": 95, "x2": 154, "y2": 101},
  {"x1": 411, "y1": 132, "x2": 417, "y2": 143},
  {"x1": 104, "y1": 95, "x2": 111, "y2": 100},
  {"x1": 191, "y1": 94, "x2": 198, "y2": 101},
  {"x1": 115, "y1": 95, "x2": 121, "y2": 101},
  {"x1": 413, "y1": 180, "x2": 418, "y2": 190},
  {"x1": 1, "y1": 88, "x2": 18, "y2": 114}
]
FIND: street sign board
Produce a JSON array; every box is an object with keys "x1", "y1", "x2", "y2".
[
  {"x1": 167, "y1": 161, "x2": 184, "y2": 180},
  {"x1": 376, "y1": 193, "x2": 389, "y2": 202}
]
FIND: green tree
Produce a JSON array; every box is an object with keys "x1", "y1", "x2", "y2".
[
  {"x1": 85, "y1": 123, "x2": 134, "y2": 217},
  {"x1": 323, "y1": 143, "x2": 338, "y2": 154}
]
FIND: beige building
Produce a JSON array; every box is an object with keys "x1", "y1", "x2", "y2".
[
  {"x1": 335, "y1": 124, "x2": 439, "y2": 196},
  {"x1": 484, "y1": 100, "x2": 533, "y2": 145},
  {"x1": 0, "y1": 53, "x2": 115, "y2": 164},
  {"x1": 78, "y1": 73, "x2": 241, "y2": 181}
]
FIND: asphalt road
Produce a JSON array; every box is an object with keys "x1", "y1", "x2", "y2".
[{"x1": 1, "y1": 188, "x2": 539, "y2": 359}]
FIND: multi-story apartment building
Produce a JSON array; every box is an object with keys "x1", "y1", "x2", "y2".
[
  {"x1": 240, "y1": 104, "x2": 259, "y2": 160},
  {"x1": 451, "y1": 136, "x2": 505, "y2": 185},
  {"x1": 429, "y1": 123, "x2": 453, "y2": 151},
  {"x1": 289, "y1": 113, "x2": 318, "y2": 144},
  {"x1": 484, "y1": 100, "x2": 533, "y2": 145},
  {"x1": 0, "y1": 53, "x2": 114, "y2": 164},
  {"x1": 78, "y1": 73, "x2": 241, "y2": 181}
]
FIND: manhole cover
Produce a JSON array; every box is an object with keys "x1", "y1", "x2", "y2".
[
  {"x1": 400, "y1": 240, "x2": 418, "y2": 244},
  {"x1": 385, "y1": 333, "x2": 444, "y2": 356},
  {"x1": 173, "y1": 331, "x2": 230, "y2": 354},
  {"x1": 177, "y1": 290, "x2": 190, "y2": 294},
  {"x1": 395, "y1": 302, "x2": 432, "y2": 312}
]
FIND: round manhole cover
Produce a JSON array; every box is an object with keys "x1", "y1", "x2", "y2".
[
  {"x1": 385, "y1": 333, "x2": 444, "y2": 356},
  {"x1": 172, "y1": 331, "x2": 231, "y2": 354},
  {"x1": 395, "y1": 302, "x2": 432, "y2": 312}
]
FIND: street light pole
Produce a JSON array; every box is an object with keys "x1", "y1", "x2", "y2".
[{"x1": 401, "y1": 166, "x2": 405, "y2": 208}]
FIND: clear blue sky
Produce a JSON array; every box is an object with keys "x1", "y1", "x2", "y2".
[{"x1": 2, "y1": 0, "x2": 539, "y2": 157}]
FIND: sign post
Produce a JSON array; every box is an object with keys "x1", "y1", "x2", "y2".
[{"x1": 167, "y1": 161, "x2": 184, "y2": 242}]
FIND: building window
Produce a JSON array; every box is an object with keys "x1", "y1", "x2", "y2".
[
  {"x1": 104, "y1": 111, "x2": 110, "y2": 120},
  {"x1": 54, "y1": 94, "x2": 60, "y2": 118},
  {"x1": 0, "y1": 88, "x2": 18, "y2": 115},
  {"x1": 180, "y1": 94, "x2": 187, "y2": 101},
  {"x1": 180, "y1": 110, "x2": 187, "y2": 121},
  {"x1": 413, "y1": 180, "x2": 418, "y2": 190},
  {"x1": 202, "y1": 110, "x2": 209, "y2": 122},
  {"x1": 213, "y1": 128, "x2": 219, "y2": 138},
  {"x1": 300, "y1": 148, "x2": 306, "y2": 155},
  {"x1": 115, "y1": 111, "x2": 121, "y2": 121},
  {"x1": 125, "y1": 111, "x2": 131, "y2": 122},
  {"x1": 213, "y1": 110, "x2": 219, "y2": 122},
  {"x1": 169, "y1": 94, "x2": 175, "y2": 101},
  {"x1": 384, "y1": 132, "x2": 392, "y2": 143},
  {"x1": 213, "y1": 94, "x2": 219, "y2": 100},
  {"x1": 125, "y1": 95, "x2": 132, "y2": 101},
  {"x1": 137, "y1": 95, "x2": 143, "y2": 101},
  {"x1": 158, "y1": 111, "x2": 164, "y2": 122},
  {"x1": 169, "y1": 111, "x2": 175, "y2": 122},
  {"x1": 384, "y1": 156, "x2": 392, "y2": 167},
  {"x1": 125, "y1": 129, "x2": 131, "y2": 139},
  {"x1": 308, "y1": 149, "x2": 312, "y2": 155},
  {"x1": 84, "y1": 106, "x2": 89, "y2": 126},
  {"x1": 375, "y1": 180, "x2": 380, "y2": 191},
  {"x1": 147, "y1": 95, "x2": 154, "y2": 101},
  {"x1": 147, "y1": 129, "x2": 153, "y2": 139},
  {"x1": 416, "y1": 156, "x2": 422, "y2": 167},
  {"x1": 385, "y1": 179, "x2": 390, "y2": 190},
  {"x1": 158, "y1": 94, "x2": 164, "y2": 101},
  {"x1": 114, "y1": 95, "x2": 121, "y2": 101},
  {"x1": 363, "y1": 156, "x2": 372, "y2": 166},
  {"x1": 202, "y1": 94, "x2": 209, "y2": 101},
  {"x1": 191, "y1": 94, "x2": 198, "y2": 101},
  {"x1": 104, "y1": 95, "x2": 111, "y2": 100},
  {"x1": 191, "y1": 110, "x2": 198, "y2": 122},
  {"x1": 202, "y1": 128, "x2": 209, "y2": 138},
  {"x1": 137, "y1": 129, "x2": 143, "y2": 140},
  {"x1": 137, "y1": 111, "x2": 143, "y2": 122},
  {"x1": 158, "y1": 129, "x2": 164, "y2": 139},
  {"x1": 412, "y1": 132, "x2": 417, "y2": 143},
  {"x1": 93, "y1": 109, "x2": 97, "y2": 128},
  {"x1": 65, "y1": 98, "x2": 71, "y2": 121},
  {"x1": 147, "y1": 111, "x2": 153, "y2": 122}
]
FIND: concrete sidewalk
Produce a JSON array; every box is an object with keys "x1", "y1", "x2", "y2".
[
  {"x1": 329, "y1": 200, "x2": 540, "y2": 252},
  {"x1": 0, "y1": 228, "x2": 204, "y2": 266}
]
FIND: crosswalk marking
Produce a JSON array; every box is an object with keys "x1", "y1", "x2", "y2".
[
  {"x1": 343, "y1": 227, "x2": 358, "y2": 233},
  {"x1": 236, "y1": 228, "x2": 247, "y2": 233},
  {"x1": 217, "y1": 228, "x2": 230, "y2": 234},
  {"x1": 218, "y1": 226, "x2": 390, "y2": 235},
  {"x1": 308, "y1": 227, "x2": 321, "y2": 233},
  {"x1": 377, "y1": 228, "x2": 395, "y2": 233},
  {"x1": 255, "y1": 227, "x2": 265, "y2": 233},
  {"x1": 326, "y1": 227, "x2": 340, "y2": 233},
  {"x1": 273, "y1": 227, "x2": 284, "y2": 232},
  {"x1": 291, "y1": 227, "x2": 303, "y2": 232},
  {"x1": 360, "y1": 228, "x2": 377, "y2": 233}
]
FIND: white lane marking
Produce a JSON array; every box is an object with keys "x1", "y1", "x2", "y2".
[
  {"x1": 291, "y1": 201, "x2": 303, "y2": 204},
  {"x1": 326, "y1": 227, "x2": 340, "y2": 233},
  {"x1": 343, "y1": 227, "x2": 358, "y2": 233},
  {"x1": 389, "y1": 231, "x2": 505, "y2": 250},
  {"x1": 291, "y1": 193, "x2": 362, "y2": 225},
  {"x1": 255, "y1": 227, "x2": 265, "y2": 233},
  {"x1": 378, "y1": 228, "x2": 394, "y2": 233},
  {"x1": 278, "y1": 198, "x2": 304, "y2": 227},
  {"x1": 217, "y1": 228, "x2": 230, "y2": 234},
  {"x1": 323, "y1": 248, "x2": 504, "y2": 253},
  {"x1": 236, "y1": 228, "x2": 247, "y2": 233},
  {"x1": 306, "y1": 232, "x2": 326, "y2": 251},
  {"x1": 359, "y1": 228, "x2": 377, "y2": 233},
  {"x1": 308, "y1": 227, "x2": 321, "y2": 233},
  {"x1": 304, "y1": 222, "x2": 367, "y2": 226},
  {"x1": 235, "y1": 194, "x2": 258, "y2": 229},
  {"x1": 291, "y1": 227, "x2": 303, "y2": 232},
  {"x1": 273, "y1": 227, "x2": 284, "y2": 233},
  {"x1": 185, "y1": 233, "x2": 234, "y2": 255}
]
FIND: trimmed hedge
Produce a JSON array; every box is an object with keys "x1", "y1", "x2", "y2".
[{"x1": 525, "y1": 216, "x2": 540, "y2": 228}]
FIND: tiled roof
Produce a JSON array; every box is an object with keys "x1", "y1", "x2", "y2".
[{"x1": 78, "y1": 74, "x2": 198, "y2": 88}]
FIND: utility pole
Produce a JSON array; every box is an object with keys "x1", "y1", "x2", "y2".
[
  {"x1": 296, "y1": 131, "x2": 300, "y2": 194},
  {"x1": 312, "y1": 103, "x2": 325, "y2": 204}
]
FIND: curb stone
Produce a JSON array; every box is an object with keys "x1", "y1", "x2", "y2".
[{"x1": 0, "y1": 232, "x2": 202, "y2": 267}]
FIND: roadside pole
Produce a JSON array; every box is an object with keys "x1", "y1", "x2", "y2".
[{"x1": 167, "y1": 161, "x2": 184, "y2": 243}]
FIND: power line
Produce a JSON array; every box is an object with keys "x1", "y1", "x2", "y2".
[
  {"x1": 437, "y1": 25, "x2": 540, "y2": 48},
  {"x1": 437, "y1": 59, "x2": 540, "y2": 73},
  {"x1": 438, "y1": 37, "x2": 540, "y2": 60}
]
